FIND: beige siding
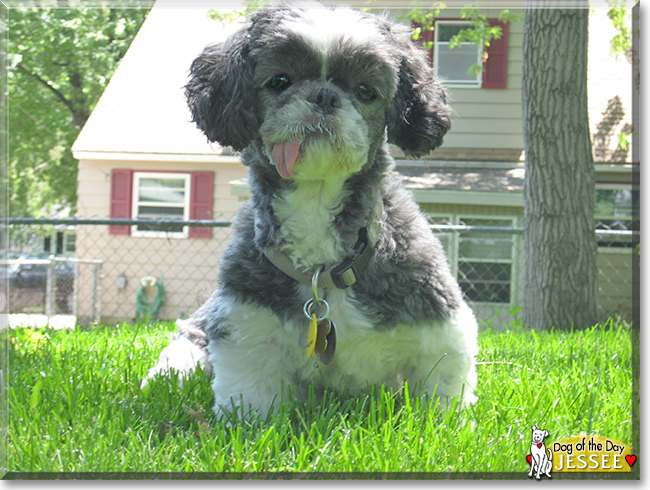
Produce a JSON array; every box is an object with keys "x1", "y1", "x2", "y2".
[
  {"x1": 77, "y1": 158, "x2": 246, "y2": 219},
  {"x1": 431, "y1": 8, "x2": 525, "y2": 151},
  {"x1": 373, "y1": 6, "x2": 632, "y2": 161},
  {"x1": 357, "y1": 5, "x2": 525, "y2": 152},
  {"x1": 75, "y1": 228, "x2": 231, "y2": 322},
  {"x1": 76, "y1": 157, "x2": 247, "y2": 321}
]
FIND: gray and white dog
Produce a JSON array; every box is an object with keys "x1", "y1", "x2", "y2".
[{"x1": 143, "y1": 0, "x2": 479, "y2": 420}]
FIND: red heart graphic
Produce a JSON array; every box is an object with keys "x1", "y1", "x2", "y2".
[
  {"x1": 537, "y1": 443, "x2": 542, "y2": 448},
  {"x1": 526, "y1": 455, "x2": 532, "y2": 465},
  {"x1": 625, "y1": 454, "x2": 637, "y2": 467}
]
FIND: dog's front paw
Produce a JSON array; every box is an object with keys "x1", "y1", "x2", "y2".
[{"x1": 140, "y1": 335, "x2": 211, "y2": 389}]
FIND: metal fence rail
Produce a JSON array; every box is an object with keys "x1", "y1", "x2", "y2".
[{"x1": 2, "y1": 217, "x2": 637, "y2": 327}]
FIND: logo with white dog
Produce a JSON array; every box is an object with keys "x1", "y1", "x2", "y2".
[
  {"x1": 527, "y1": 425, "x2": 553, "y2": 480},
  {"x1": 525, "y1": 427, "x2": 636, "y2": 475}
]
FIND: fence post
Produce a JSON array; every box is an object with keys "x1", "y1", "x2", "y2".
[
  {"x1": 96, "y1": 261, "x2": 103, "y2": 324},
  {"x1": 45, "y1": 255, "x2": 56, "y2": 317},
  {"x1": 72, "y1": 261, "x2": 79, "y2": 319},
  {"x1": 91, "y1": 261, "x2": 103, "y2": 324}
]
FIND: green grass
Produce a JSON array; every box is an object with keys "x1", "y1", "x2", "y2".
[{"x1": 5, "y1": 318, "x2": 634, "y2": 475}]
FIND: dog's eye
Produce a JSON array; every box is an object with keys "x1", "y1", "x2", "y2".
[
  {"x1": 356, "y1": 84, "x2": 377, "y2": 102},
  {"x1": 266, "y1": 74, "x2": 292, "y2": 92}
]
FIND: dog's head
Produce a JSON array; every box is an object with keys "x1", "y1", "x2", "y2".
[
  {"x1": 531, "y1": 425, "x2": 549, "y2": 445},
  {"x1": 186, "y1": 0, "x2": 451, "y2": 181}
]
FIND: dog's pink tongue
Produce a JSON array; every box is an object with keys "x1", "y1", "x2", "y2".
[{"x1": 271, "y1": 140, "x2": 300, "y2": 179}]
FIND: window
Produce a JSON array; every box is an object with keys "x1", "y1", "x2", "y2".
[
  {"x1": 109, "y1": 169, "x2": 214, "y2": 238},
  {"x1": 63, "y1": 230, "x2": 76, "y2": 255},
  {"x1": 434, "y1": 21, "x2": 483, "y2": 87},
  {"x1": 457, "y1": 217, "x2": 516, "y2": 304},
  {"x1": 426, "y1": 213, "x2": 517, "y2": 304},
  {"x1": 413, "y1": 18, "x2": 509, "y2": 89},
  {"x1": 595, "y1": 186, "x2": 638, "y2": 248},
  {"x1": 132, "y1": 173, "x2": 191, "y2": 238}
]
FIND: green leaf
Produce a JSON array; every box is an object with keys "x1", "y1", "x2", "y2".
[
  {"x1": 7, "y1": 7, "x2": 149, "y2": 217},
  {"x1": 29, "y1": 379, "x2": 44, "y2": 411}
]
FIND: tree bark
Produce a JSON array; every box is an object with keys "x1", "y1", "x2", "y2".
[{"x1": 522, "y1": 3, "x2": 598, "y2": 330}]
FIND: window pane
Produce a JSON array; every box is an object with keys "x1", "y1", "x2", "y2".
[
  {"x1": 458, "y1": 217, "x2": 514, "y2": 303},
  {"x1": 459, "y1": 237, "x2": 512, "y2": 261},
  {"x1": 437, "y1": 44, "x2": 480, "y2": 82},
  {"x1": 136, "y1": 222, "x2": 184, "y2": 233},
  {"x1": 139, "y1": 188, "x2": 186, "y2": 204},
  {"x1": 595, "y1": 189, "x2": 633, "y2": 218},
  {"x1": 139, "y1": 178, "x2": 185, "y2": 189},
  {"x1": 138, "y1": 178, "x2": 186, "y2": 204},
  {"x1": 135, "y1": 204, "x2": 185, "y2": 233},
  {"x1": 458, "y1": 262, "x2": 511, "y2": 303},
  {"x1": 462, "y1": 218, "x2": 513, "y2": 228},
  {"x1": 459, "y1": 218, "x2": 514, "y2": 261},
  {"x1": 436, "y1": 23, "x2": 469, "y2": 42},
  {"x1": 137, "y1": 205, "x2": 185, "y2": 219}
]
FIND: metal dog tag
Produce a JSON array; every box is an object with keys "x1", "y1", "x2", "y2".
[
  {"x1": 315, "y1": 318, "x2": 331, "y2": 354},
  {"x1": 317, "y1": 319, "x2": 337, "y2": 365}
]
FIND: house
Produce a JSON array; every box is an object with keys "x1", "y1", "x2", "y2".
[{"x1": 72, "y1": 0, "x2": 637, "y2": 325}]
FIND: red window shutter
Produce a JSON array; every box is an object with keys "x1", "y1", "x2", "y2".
[
  {"x1": 482, "y1": 20, "x2": 509, "y2": 89},
  {"x1": 189, "y1": 172, "x2": 214, "y2": 238},
  {"x1": 109, "y1": 169, "x2": 133, "y2": 235}
]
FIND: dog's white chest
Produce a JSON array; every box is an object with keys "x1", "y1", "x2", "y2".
[{"x1": 273, "y1": 178, "x2": 348, "y2": 269}]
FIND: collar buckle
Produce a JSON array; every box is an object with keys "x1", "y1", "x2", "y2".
[{"x1": 329, "y1": 227, "x2": 373, "y2": 289}]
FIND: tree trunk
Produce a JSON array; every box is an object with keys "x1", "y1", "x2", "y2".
[{"x1": 522, "y1": 4, "x2": 598, "y2": 330}]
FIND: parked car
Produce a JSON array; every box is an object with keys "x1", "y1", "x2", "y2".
[{"x1": 6, "y1": 253, "x2": 75, "y2": 313}]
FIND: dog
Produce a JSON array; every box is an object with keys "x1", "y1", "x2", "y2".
[
  {"x1": 143, "y1": 0, "x2": 479, "y2": 421},
  {"x1": 529, "y1": 425, "x2": 553, "y2": 479}
]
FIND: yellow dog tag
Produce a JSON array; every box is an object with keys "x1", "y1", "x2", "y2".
[{"x1": 306, "y1": 313, "x2": 318, "y2": 357}]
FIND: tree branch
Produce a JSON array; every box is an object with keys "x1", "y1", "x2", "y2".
[{"x1": 17, "y1": 62, "x2": 75, "y2": 114}]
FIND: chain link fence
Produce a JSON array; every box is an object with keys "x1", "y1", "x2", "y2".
[{"x1": 1, "y1": 217, "x2": 637, "y2": 327}]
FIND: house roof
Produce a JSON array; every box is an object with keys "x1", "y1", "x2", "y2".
[{"x1": 72, "y1": 1, "x2": 244, "y2": 159}]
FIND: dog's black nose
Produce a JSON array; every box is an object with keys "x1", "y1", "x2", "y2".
[{"x1": 307, "y1": 87, "x2": 342, "y2": 114}]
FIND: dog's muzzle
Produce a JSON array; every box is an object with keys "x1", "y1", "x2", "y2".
[{"x1": 307, "y1": 87, "x2": 342, "y2": 115}]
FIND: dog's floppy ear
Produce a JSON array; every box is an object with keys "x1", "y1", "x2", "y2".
[
  {"x1": 386, "y1": 36, "x2": 452, "y2": 158},
  {"x1": 185, "y1": 29, "x2": 259, "y2": 151}
]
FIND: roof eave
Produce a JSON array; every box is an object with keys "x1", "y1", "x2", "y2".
[{"x1": 73, "y1": 150, "x2": 241, "y2": 164}]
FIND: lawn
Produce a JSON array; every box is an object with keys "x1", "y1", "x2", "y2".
[{"x1": 4, "y1": 317, "x2": 636, "y2": 477}]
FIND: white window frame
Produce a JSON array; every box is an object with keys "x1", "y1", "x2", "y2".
[
  {"x1": 131, "y1": 172, "x2": 191, "y2": 239},
  {"x1": 433, "y1": 20, "x2": 483, "y2": 88}
]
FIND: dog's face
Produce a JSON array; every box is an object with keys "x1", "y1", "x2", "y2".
[
  {"x1": 254, "y1": 10, "x2": 399, "y2": 181},
  {"x1": 531, "y1": 425, "x2": 549, "y2": 445},
  {"x1": 186, "y1": 1, "x2": 452, "y2": 180}
]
